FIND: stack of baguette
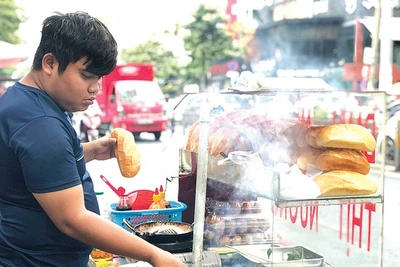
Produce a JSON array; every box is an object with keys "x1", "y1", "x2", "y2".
[
  {"x1": 185, "y1": 111, "x2": 378, "y2": 197},
  {"x1": 302, "y1": 124, "x2": 378, "y2": 197}
]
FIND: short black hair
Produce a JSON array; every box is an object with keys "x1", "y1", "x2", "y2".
[{"x1": 32, "y1": 11, "x2": 118, "y2": 76}]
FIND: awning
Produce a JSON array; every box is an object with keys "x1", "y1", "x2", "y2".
[
  {"x1": 360, "y1": 16, "x2": 400, "y2": 41},
  {"x1": 0, "y1": 41, "x2": 27, "y2": 68}
]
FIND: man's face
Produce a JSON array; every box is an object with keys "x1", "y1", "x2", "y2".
[{"x1": 48, "y1": 57, "x2": 101, "y2": 112}]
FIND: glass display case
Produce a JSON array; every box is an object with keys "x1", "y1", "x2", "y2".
[{"x1": 178, "y1": 75, "x2": 386, "y2": 266}]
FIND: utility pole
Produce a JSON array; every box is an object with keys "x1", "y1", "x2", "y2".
[
  {"x1": 379, "y1": 0, "x2": 393, "y2": 92},
  {"x1": 200, "y1": 49, "x2": 206, "y2": 92},
  {"x1": 368, "y1": 0, "x2": 381, "y2": 90}
]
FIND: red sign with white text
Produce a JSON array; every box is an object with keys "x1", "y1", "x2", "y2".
[{"x1": 270, "y1": 200, "x2": 382, "y2": 265}]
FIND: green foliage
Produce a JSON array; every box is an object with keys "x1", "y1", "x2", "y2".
[
  {"x1": 0, "y1": 66, "x2": 15, "y2": 78},
  {"x1": 0, "y1": 0, "x2": 25, "y2": 44},
  {"x1": 314, "y1": 104, "x2": 329, "y2": 119},
  {"x1": 182, "y1": 4, "x2": 244, "y2": 87},
  {"x1": 120, "y1": 4, "x2": 245, "y2": 94}
]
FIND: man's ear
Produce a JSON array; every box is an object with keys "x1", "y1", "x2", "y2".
[{"x1": 42, "y1": 53, "x2": 58, "y2": 76}]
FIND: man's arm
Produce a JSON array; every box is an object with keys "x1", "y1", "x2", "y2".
[{"x1": 33, "y1": 185, "x2": 185, "y2": 266}]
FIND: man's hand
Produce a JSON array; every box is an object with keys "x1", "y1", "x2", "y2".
[{"x1": 82, "y1": 136, "x2": 116, "y2": 162}]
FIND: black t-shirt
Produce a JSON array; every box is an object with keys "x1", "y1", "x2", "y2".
[{"x1": 0, "y1": 82, "x2": 100, "y2": 266}]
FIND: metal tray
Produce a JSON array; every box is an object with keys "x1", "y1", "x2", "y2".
[{"x1": 230, "y1": 245, "x2": 324, "y2": 267}]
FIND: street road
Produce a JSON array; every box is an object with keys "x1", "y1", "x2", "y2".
[
  {"x1": 379, "y1": 171, "x2": 400, "y2": 267},
  {"x1": 86, "y1": 127, "x2": 399, "y2": 266}
]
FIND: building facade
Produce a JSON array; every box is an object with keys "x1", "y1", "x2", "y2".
[{"x1": 249, "y1": 0, "x2": 400, "y2": 91}]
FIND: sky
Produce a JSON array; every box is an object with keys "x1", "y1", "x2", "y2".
[{"x1": 15, "y1": 0, "x2": 226, "y2": 56}]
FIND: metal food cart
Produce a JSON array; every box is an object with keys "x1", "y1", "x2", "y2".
[{"x1": 179, "y1": 75, "x2": 386, "y2": 266}]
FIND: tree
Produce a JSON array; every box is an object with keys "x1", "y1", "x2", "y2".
[
  {"x1": 120, "y1": 4, "x2": 245, "y2": 94},
  {"x1": 0, "y1": 0, "x2": 25, "y2": 78},
  {"x1": 0, "y1": 0, "x2": 24, "y2": 44},
  {"x1": 121, "y1": 40, "x2": 182, "y2": 96},
  {"x1": 182, "y1": 4, "x2": 244, "y2": 89}
]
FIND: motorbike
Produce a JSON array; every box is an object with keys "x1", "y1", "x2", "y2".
[{"x1": 80, "y1": 100, "x2": 102, "y2": 142}]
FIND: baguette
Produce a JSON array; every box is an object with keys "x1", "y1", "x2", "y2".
[
  {"x1": 208, "y1": 127, "x2": 233, "y2": 157},
  {"x1": 110, "y1": 128, "x2": 141, "y2": 178},
  {"x1": 315, "y1": 124, "x2": 376, "y2": 152},
  {"x1": 315, "y1": 149, "x2": 370, "y2": 175},
  {"x1": 185, "y1": 120, "x2": 200, "y2": 152},
  {"x1": 314, "y1": 170, "x2": 377, "y2": 197},
  {"x1": 305, "y1": 125, "x2": 324, "y2": 148},
  {"x1": 185, "y1": 116, "x2": 233, "y2": 153},
  {"x1": 296, "y1": 147, "x2": 325, "y2": 171},
  {"x1": 208, "y1": 127, "x2": 250, "y2": 157},
  {"x1": 291, "y1": 123, "x2": 310, "y2": 148}
]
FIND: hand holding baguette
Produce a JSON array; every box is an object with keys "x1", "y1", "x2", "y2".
[{"x1": 110, "y1": 128, "x2": 141, "y2": 178}]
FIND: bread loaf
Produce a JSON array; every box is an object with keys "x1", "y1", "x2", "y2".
[
  {"x1": 208, "y1": 127, "x2": 249, "y2": 157},
  {"x1": 224, "y1": 110, "x2": 251, "y2": 123},
  {"x1": 296, "y1": 148, "x2": 325, "y2": 171},
  {"x1": 185, "y1": 120, "x2": 200, "y2": 152},
  {"x1": 314, "y1": 170, "x2": 377, "y2": 197},
  {"x1": 208, "y1": 127, "x2": 233, "y2": 157},
  {"x1": 315, "y1": 124, "x2": 376, "y2": 152},
  {"x1": 283, "y1": 122, "x2": 309, "y2": 148},
  {"x1": 305, "y1": 125, "x2": 324, "y2": 148},
  {"x1": 315, "y1": 149, "x2": 370, "y2": 175},
  {"x1": 111, "y1": 128, "x2": 141, "y2": 178}
]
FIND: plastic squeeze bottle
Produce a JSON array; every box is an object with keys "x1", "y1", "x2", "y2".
[
  {"x1": 159, "y1": 185, "x2": 171, "y2": 208},
  {"x1": 149, "y1": 188, "x2": 165, "y2": 210}
]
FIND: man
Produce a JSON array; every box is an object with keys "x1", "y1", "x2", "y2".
[{"x1": 0, "y1": 11, "x2": 186, "y2": 267}]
